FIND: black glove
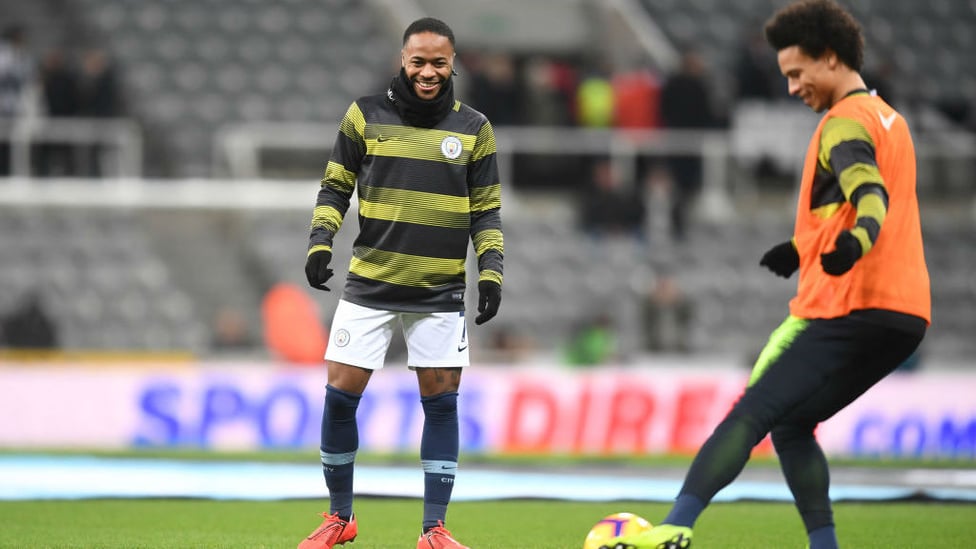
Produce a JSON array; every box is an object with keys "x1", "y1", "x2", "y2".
[
  {"x1": 474, "y1": 280, "x2": 501, "y2": 325},
  {"x1": 305, "y1": 250, "x2": 334, "y2": 291},
  {"x1": 760, "y1": 240, "x2": 800, "y2": 278},
  {"x1": 820, "y1": 230, "x2": 862, "y2": 276}
]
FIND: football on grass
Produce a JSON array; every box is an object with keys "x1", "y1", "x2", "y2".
[{"x1": 583, "y1": 512, "x2": 654, "y2": 549}]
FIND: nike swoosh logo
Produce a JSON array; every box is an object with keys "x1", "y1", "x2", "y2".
[
  {"x1": 376, "y1": 135, "x2": 392, "y2": 142},
  {"x1": 878, "y1": 111, "x2": 897, "y2": 131},
  {"x1": 457, "y1": 344, "x2": 468, "y2": 352}
]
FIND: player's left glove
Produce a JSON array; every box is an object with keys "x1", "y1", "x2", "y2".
[
  {"x1": 475, "y1": 280, "x2": 501, "y2": 325},
  {"x1": 305, "y1": 249, "x2": 334, "y2": 291},
  {"x1": 820, "y1": 230, "x2": 862, "y2": 275}
]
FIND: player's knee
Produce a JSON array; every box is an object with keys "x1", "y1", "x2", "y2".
[
  {"x1": 325, "y1": 384, "x2": 362, "y2": 421},
  {"x1": 771, "y1": 422, "x2": 816, "y2": 449}
]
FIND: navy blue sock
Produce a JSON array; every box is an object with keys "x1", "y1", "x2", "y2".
[
  {"x1": 663, "y1": 493, "x2": 706, "y2": 528},
  {"x1": 420, "y1": 392, "x2": 459, "y2": 531},
  {"x1": 808, "y1": 526, "x2": 839, "y2": 549},
  {"x1": 320, "y1": 384, "x2": 361, "y2": 519}
]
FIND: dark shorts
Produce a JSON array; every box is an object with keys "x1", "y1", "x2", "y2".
[{"x1": 739, "y1": 310, "x2": 926, "y2": 429}]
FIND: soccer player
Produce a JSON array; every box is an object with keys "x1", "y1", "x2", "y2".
[
  {"x1": 602, "y1": 1, "x2": 930, "y2": 548},
  {"x1": 298, "y1": 17, "x2": 503, "y2": 549}
]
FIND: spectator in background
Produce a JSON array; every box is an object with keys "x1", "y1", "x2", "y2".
[
  {"x1": 37, "y1": 47, "x2": 80, "y2": 176},
  {"x1": 563, "y1": 312, "x2": 617, "y2": 367},
  {"x1": 575, "y1": 62, "x2": 614, "y2": 128},
  {"x1": 612, "y1": 63, "x2": 661, "y2": 129},
  {"x1": 640, "y1": 267, "x2": 693, "y2": 353},
  {"x1": 515, "y1": 55, "x2": 579, "y2": 190},
  {"x1": 466, "y1": 52, "x2": 519, "y2": 126},
  {"x1": 77, "y1": 48, "x2": 122, "y2": 177},
  {"x1": 0, "y1": 292, "x2": 58, "y2": 349},
  {"x1": 660, "y1": 48, "x2": 719, "y2": 241},
  {"x1": 863, "y1": 58, "x2": 896, "y2": 105},
  {"x1": 578, "y1": 157, "x2": 645, "y2": 243},
  {"x1": 521, "y1": 55, "x2": 575, "y2": 126},
  {"x1": 0, "y1": 24, "x2": 38, "y2": 175},
  {"x1": 733, "y1": 24, "x2": 782, "y2": 101}
]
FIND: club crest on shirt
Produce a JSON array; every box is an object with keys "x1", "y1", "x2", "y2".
[
  {"x1": 333, "y1": 329, "x2": 350, "y2": 347},
  {"x1": 441, "y1": 135, "x2": 462, "y2": 159}
]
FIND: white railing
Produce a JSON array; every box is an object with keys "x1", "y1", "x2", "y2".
[{"x1": 0, "y1": 117, "x2": 143, "y2": 178}]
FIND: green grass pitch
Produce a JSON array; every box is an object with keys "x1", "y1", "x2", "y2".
[{"x1": 0, "y1": 498, "x2": 971, "y2": 548}]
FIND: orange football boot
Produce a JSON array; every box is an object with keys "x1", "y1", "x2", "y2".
[
  {"x1": 298, "y1": 512, "x2": 357, "y2": 549},
  {"x1": 416, "y1": 521, "x2": 470, "y2": 549}
]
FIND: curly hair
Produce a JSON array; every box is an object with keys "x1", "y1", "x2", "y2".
[{"x1": 764, "y1": 0, "x2": 864, "y2": 71}]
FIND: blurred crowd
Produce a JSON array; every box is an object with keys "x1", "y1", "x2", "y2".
[{"x1": 0, "y1": 24, "x2": 122, "y2": 177}]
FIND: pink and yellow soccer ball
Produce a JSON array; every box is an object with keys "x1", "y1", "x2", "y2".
[{"x1": 583, "y1": 512, "x2": 654, "y2": 549}]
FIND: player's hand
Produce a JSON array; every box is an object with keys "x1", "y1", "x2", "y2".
[
  {"x1": 820, "y1": 230, "x2": 862, "y2": 275},
  {"x1": 760, "y1": 240, "x2": 799, "y2": 278},
  {"x1": 305, "y1": 249, "x2": 334, "y2": 291},
  {"x1": 475, "y1": 280, "x2": 501, "y2": 325}
]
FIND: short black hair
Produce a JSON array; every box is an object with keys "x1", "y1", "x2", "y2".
[
  {"x1": 764, "y1": 0, "x2": 863, "y2": 71},
  {"x1": 402, "y1": 17, "x2": 455, "y2": 48}
]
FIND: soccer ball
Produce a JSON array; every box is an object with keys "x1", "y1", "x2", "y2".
[{"x1": 583, "y1": 512, "x2": 653, "y2": 549}]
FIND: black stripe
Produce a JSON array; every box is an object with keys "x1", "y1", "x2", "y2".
[
  {"x1": 368, "y1": 156, "x2": 470, "y2": 196},
  {"x1": 850, "y1": 182, "x2": 889, "y2": 209},
  {"x1": 855, "y1": 216, "x2": 882, "y2": 243},
  {"x1": 345, "y1": 275, "x2": 466, "y2": 311},
  {"x1": 358, "y1": 218, "x2": 469, "y2": 259},
  {"x1": 810, "y1": 163, "x2": 845, "y2": 209},
  {"x1": 332, "y1": 130, "x2": 365, "y2": 171},
  {"x1": 828, "y1": 139, "x2": 876, "y2": 175}
]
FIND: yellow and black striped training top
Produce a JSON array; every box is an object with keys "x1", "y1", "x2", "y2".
[{"x1": 308, "y1": 93, "x2": 504, "y2": 313}]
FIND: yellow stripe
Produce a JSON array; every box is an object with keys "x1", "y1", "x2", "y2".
[
  {"x1": 819, "y1": 116, "x2": 873, "y2": 168},
  {"x1": 308, "y1": 244, "x2": 332, "y2": 257},
  {"x1": 470, "y1": 184, "x2": 501, "y2": 211},
  {"x1": 339, "y1": 102, "x2": 365, "y2": 142},
  {"x1": 850, "y1": 226, "x2": 873, "y2": 255},
  {"x1": 479, "y1": 270, "x2": 502, "y2": 285},
  {"x1": 857, "y1": 192, "x2": 887, "y2": 224},
  {"x1": 322, "y1": 161, "x2": 356, "y2": 194},
  {"x1": 473, "y1": 229, "x2": 504, "y2": 255},
  {"x1": 811, "y1": 202, "x2": 842, "y2": 220},
  {"x1": 471, "y1": 122, "x2": 497, "y2": 162},
  {"x1": 358, "y1": 186, "x2": 470, "y2": 228},
  {"x1": 749, "y1": 315, "x2": 808, "y2": 387},
  {"x1": 364, "y1": 124, "x2": 477, "y2": 165},
  {"x1": 311, "y1": 205, "x2": 344, "y2": 232},
  {"x1": 838, "y1": 162, "x2": 883, "y2": 200},
  {"x1": 349, "y1": 247, "x2": 465, "y2": 287}
]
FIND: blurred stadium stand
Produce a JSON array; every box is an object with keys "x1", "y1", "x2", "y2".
[{"x1": 0, "y1": 0, "x2": 973, "y2": 366}]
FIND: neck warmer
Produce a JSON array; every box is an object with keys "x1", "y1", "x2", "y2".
[{"x1": 386, "y1": 67, "x2": 455, "y2": 128}]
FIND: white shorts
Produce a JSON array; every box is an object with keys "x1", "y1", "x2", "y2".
[{"x1": 324, "y1": 299, "x2": 470, "y2": 370}]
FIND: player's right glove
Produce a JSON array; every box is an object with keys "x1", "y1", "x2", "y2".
[
  {"x1": 305, "y1": 249, "x2": 334, "y2": 291},
  {"x1": 760, "y1": 240, "x2": 799, "y2": 278}
]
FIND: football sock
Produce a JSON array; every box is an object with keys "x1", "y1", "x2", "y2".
[
  {"x1": 663, "y1": 493, "x2": 706, "y2": 528},
  {"x1": 808, "y1": 525, "x2": 839, "y2": 549},
  {"x1": 420, "y1": 391, "x2": 459, "y2": 531},
  {"x1": 320, "y1": 384, "x2": 361, "y2": 518}
]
